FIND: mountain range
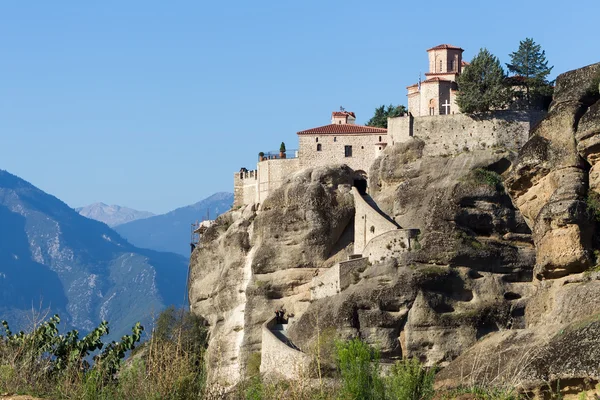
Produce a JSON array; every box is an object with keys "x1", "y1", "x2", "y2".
[
  {"x1": 0, "y1": 169, "x2": 188, "y2": 340},
  {"x1": 113, "y1": 192, "x2": 233, "y2": 256},
  {"x1": 75, "y1": 203, "x2": 154, "y2": 227}
]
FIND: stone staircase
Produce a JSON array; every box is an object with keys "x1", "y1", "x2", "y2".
[{"x1": 361, "y1": 193, "x2": 399, "y2": 226}]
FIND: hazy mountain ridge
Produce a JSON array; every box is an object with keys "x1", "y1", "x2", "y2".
[
  {"x1": 76, "y1": 203, "x2": 155, "y2": 227},
  {"x1": 0, "y1": 169, "x2": 187, "y2": 340},
  {"x1": 114, "y1": 192, "x2": 233, "y2": 256}
]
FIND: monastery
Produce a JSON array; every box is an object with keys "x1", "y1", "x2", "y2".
[{"x1": 233, "y1": 44, "x2": 541, "y2": 208}]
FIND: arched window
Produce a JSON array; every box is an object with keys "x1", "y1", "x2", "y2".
[
  {"x1": 334, "y1": 137, "x2": 337, "y2": 142},
  {"x1": 317, "y1": 144, "x2": 322, "y2": 151},
  {"x1": 379, "y1": 136, "x2": 382, "y2": 142},
  {"x1": 315, "y1": 137, "x2": 318, "y2": 142}
]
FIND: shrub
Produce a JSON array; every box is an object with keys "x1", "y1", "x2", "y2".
[
  {"x1": 385, "y1": 358, "x2": 436, "y2": 400},
  {"x1": 335, "y1": 338, "x2": 384, "y2": 400},
  {"x1": 586, "y1": 192, "x2": 600, "y2": 222},
  {"x1": 470, "y1": 168, "x2": 504, "y2": 192}
]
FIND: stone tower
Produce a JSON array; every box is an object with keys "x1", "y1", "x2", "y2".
[{"x1": 407, "y1": 44, "x2": 465, "y2": 116}]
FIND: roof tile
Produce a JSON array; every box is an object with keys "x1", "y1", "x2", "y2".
[{"x1": 298, "y1": 124, "x2": 387, "y2": 135}]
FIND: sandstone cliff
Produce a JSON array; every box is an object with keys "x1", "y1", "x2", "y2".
[
  {"x1": 189, "y1": 62, "x2": 600, "y2": 396},
  {"x1": 188, "y1": 165, "x2": 356, "y2": 386}
]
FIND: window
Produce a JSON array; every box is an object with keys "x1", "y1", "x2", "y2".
[
  {"x1": 315, "y1": 137, "x2": 318, "y2": 142},
  {"x1": 439, "y1": 60, "x2": 443, "y2": 72},
  {"x1": 344, "y1": 145, "x2": 352, "y2": 157},
  {"x1": 379, "y1": 136, "x2": 382, "y2": 142},
  {"x1": 450, "y1": 60, "x2": 455, "y2": 71},
  {"x1": 334, "y1": 137, "x2": 337, "y2": 142},
  {"x1": 317, "y1": 144, "x2": 322, "y2": 151}
]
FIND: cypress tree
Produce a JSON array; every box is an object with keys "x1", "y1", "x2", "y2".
[{"x1": 506, "y1": 38, "x2": 554, "y2": 109}]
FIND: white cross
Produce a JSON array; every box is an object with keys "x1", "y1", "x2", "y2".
[{"x1": 442, "y1": 100, "x2": 451, "y2": 115}]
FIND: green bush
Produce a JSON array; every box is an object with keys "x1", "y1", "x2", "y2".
[
  {"x1": 470, "y1": 168, "x2": 504, "y2": 192},
  {"x1": 385, "y1": 358, "x2": 435, "y2": 400},
  {"x1": 336, "y1": 338, "x2": 384, "y2": 400},
  {"x1": 586, "y1": 192, "x2": 600, "y2": 222}
]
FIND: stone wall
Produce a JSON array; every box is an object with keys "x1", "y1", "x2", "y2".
[
  {"x1": 298, "y1": 134, "x2": 387, "y2": 174},
  {"x1": 353, "y1": 187, "x2": 399, "y2": 254},
  {"x1": 310, "y1": 263, "x2": 340, "y2": 300},
  {"x1": 311, "y1": 257, "x2": 369, "y2": 300},
  {"x1": 388, "y1": 111, "x2": 545, "y2": 156},
  {"x1": 233, "y1": 170, "x2": 258, "y2": 207},
  {"x1": 362, "y1": 229, "x2": 421, "y2": 263},
  {"x1": 257, "y1": 158, "x2": 301, "y2": 204},
  {"x1": 259, "y1": 317, "x2": 312, "y2": 380}
]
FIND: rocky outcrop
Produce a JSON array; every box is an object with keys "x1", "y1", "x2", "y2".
[
  {"x1": 189, "y1": 62, "x2": 600, "y2": 396},
  {"x1": 506, "y1": 63, "x2": 600, "y2": 279},
  {"x1": 437, "y1": 63, "x2": 600, "y2": 394},
  {"x1": 188, "y1": 165, "x2": 356, "y2": 386},
  {"x1": 287, "y1": 147, "x2": 535, "y2": 368}
]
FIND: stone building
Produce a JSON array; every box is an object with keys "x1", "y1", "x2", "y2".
[
  {"x1": 407, "y1": 44, "x2": 466, "y2": 116},
  {"x1": 297, "y1": 111, "x2": 388, "y2": 175},
  {"x1": 233, "y1": 111, "x2": 387, "y2": 207}
]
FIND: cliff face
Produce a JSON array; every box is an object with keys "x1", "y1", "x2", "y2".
[
  {"x1": 189, "y1": 62, "x2": 600, "y2": 394},
  {"x1": 188, "y1": 165, "x2": 356, "y2": 386},
  {"x1": 288, "y1": 147, "x2": 535, "y2": 367},
  {"x1": 436, "y1": 63, "x2": 600, "y2": 393}
]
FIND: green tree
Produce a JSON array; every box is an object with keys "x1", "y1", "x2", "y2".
[
  {"x1": 366, "y1": 104, "x2": 407, "y2": 128},
  {"x1": 456, "y1": 48, "x2": 511, "y2": 114},
  {"x1": 506, "y1": 38, "x2": 554, "y2": 109}
]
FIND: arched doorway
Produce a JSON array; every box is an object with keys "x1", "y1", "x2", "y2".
[{"x1": 354, "y1": 170, "x2": 368, "y2": 195}]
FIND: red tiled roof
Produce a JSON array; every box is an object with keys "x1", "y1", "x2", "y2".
[
  {"x1": 331, "y1": 111, "x2": 356, "y2": 118},
  {"x1": 461, "y1": 60, "x2": 470, "y2": 66},
  {"x1": 298, "y1": 124, "x2": 387, "y2": 135},
  {"x1": 427, "y1": 44, "x2": 464, "y2": 52}
]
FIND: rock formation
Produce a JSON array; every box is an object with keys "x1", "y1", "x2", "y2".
[
  {"x1": 188, "y1": 62, "x2": 600, "y2": 396},
  {"x1": 436, "y1": 63, "x2": 600, "y2": 394},
  {"x1": 188, "y1": 165, "x2": 356, "y2": 386}
]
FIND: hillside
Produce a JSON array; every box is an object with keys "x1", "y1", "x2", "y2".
[
  {"x1": 0, "y1": 169, "x2": 188, "y2": 340},
  {"x1": 76, "y1": 203, "x2": 154, "y2": 227},
  {"x1": 114, "y1": 192, "x2": 233, "y2": 256}
]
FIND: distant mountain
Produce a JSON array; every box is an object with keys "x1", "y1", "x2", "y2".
[
  {"x1": 115, "y1": 193, "x2": 233, "y2": 256},
  {"x1": 0, "y1": 169, "x2": 188, "y2": 340},
  {"x1": 76, "y1": 203, "x2": 155, "y2": 227}
]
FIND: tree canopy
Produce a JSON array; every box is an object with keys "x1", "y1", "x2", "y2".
[
  {"x1": 365, "y1": 105, "x2": 407, "y2": 128},
  {"x1": 456, "y1": 48, "x2": 511, "y2": 114},
  {"x1": 506, "y1": 38, "x2": 554, "y2": 109}
]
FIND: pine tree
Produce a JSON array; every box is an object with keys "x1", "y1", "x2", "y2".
[
  {"x1": 506, "y1": 38, "x2": 554, "y2": 109},
  {"x1": 456, "y1": 48, "x2": 511, "y2": 114},
  {"x1": 365, "y1": 104, "x2": 407, "y2": 128}
]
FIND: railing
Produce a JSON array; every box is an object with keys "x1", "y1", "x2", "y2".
[{"x1": 259, "y1": 149, "x2": 299, "y2": 160}]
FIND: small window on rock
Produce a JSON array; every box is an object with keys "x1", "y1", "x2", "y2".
[
  {"x1": 317, "y1": 144, "x2": 322, "y2": 151},
  {"x1": 316, "y1": 137, "x2": 318, "y2": 142},
  {"x1": 334, "y1": 137, "x2": 337, "y2": 142}
]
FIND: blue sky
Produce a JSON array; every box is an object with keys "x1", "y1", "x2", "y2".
[{"x1": 1, "y1": 1, "x2": 598, "y2": 214}]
